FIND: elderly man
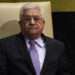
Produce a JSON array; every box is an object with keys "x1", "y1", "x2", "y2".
[{"x1": 0, "y1": 3, "x2": 70, "y2": 75}]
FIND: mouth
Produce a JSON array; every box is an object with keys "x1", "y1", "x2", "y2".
[{"x1": 27, "y1": 26, "x2": 38, "y2": 30}]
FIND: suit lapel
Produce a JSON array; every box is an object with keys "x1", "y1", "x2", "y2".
[
  {"x1": 14, "y1": 33, "x2": 54, "y2": 75},
  {"x1": 15, "y1": 33, "x2": 36, "y2": 74},
  {"x1": 40, "y1": 36, "x2": 55, "y2": 75}
]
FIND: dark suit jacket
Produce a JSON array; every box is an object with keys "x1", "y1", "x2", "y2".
[{"x1": 0, "y1": 33, "x2": 70, "y2": 75}]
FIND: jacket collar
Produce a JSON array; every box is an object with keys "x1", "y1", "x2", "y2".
[{"x1": 16, "y1": 33, "x2": 54, "y2": 75}]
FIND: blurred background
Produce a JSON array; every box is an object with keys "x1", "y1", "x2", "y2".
[
  {"x1": 0, "y1": 0, "x2": 75, "y2": 74},
  {"x1": 0, "y1": 0, "x2": 75, "y2": 12}
]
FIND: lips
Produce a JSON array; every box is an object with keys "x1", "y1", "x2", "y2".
[
  {"x1": 27, "y1": 26, "x2": 38, "y2": 30},
  {"x1": 29, "y1": 27, "x2": 36, "y2": 30}
]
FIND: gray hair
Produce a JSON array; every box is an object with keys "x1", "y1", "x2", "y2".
[{"x1": 19, "y1": 3, "x2": 45, "y2": 20}]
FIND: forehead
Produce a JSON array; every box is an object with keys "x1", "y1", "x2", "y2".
[{"x1": 23, "y1": 8, "x2": 41, "y2": 16}]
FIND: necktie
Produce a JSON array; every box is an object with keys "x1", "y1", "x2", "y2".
[{"x1": 29, "y1": 40, "x2": 40, "y2": 75}]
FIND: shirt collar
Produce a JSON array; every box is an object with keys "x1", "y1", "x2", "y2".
[{"x1": 25, "y1": 37, "x2": 44, "y2": 48}]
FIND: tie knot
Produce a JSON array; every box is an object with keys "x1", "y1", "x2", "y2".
[{"x1": 29, "y1": 40, "x2": 35, "y2": 45}]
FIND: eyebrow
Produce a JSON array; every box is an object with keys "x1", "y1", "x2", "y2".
[{"x1": 23, "y1": 15, "x2": 41, "y2": 18}]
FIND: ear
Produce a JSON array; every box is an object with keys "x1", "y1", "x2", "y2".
[
  {"x1": 42, "y1": 20, "x2": 45, "y2": 25},
  {"x1": 19, "y1": 21, "x2": 22, "y2": 26},
  {"x1": 19, "y1": 21, "x2": 21, "y2": 24}
]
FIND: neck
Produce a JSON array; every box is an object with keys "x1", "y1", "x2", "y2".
[{"x1": 23, "y1": 33, "x2": 41, "y2": 40}]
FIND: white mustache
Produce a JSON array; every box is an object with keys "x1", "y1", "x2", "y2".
[{"x1": 27, "y1": 25, "x2": 38, "y2": 29}]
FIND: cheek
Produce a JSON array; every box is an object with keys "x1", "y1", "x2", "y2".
[
  {"x1": 39, "y1": 24, "x2": 44, "y2": 29},
  {"x1": 37, "y1": 25, "x2": 44, "y2": 32},
  {"x1": 20, "y1": 23, "x2": 29, "y2": 30}
]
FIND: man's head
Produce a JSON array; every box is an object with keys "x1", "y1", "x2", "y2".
[{"x1": 19, "y1": 3, "x2": 45, "y2": 40}]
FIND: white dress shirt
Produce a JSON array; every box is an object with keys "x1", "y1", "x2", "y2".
[{"x1": 25, "y1": 37, "x2": 46, "y2": 70}]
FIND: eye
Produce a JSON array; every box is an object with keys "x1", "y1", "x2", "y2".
[
  {"x1": 34, "y1": 17, "x2": 40, "y2": 21},
  {"x1": 24, "y1": 17, "x2": 30, "y2": 20}
]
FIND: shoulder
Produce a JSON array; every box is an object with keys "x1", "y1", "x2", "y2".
[
  {"x1": 45, "y1": 36, "x2": 64, "y2": 48},
  {"x1": 47, "y1": 36, "x2": 64, "y2": 44},
  {"x1": 42, "y1": 33, "x2": 64, "y2": 46},
  {"x1": 0, "y1": 34, "x2": 17, "y2": 42},
  {"x1": 45, "y1": 36, "x2": 65, "y2": 55},
  {"x1": 0, "y1": 33, "x2": 22, "y2": 45}
]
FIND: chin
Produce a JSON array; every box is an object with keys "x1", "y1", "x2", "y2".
[
  {"x1": 28, "y1": 31, "x2": 38, "y2": 34},
  {"x1": 29, "y1": 32, "x2": 37, "y2": 35}
]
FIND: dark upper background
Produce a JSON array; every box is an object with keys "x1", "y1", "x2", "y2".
[{"x1": 0, "y1": 0, "x2": 75, "y2": 75}]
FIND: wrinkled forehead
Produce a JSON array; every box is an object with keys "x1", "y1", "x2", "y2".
[
  {"x1": 23, "y1": 8, "x2": 41, "y2": 14},
  {"x1": 23, "y1": 8, "x2": 40, "y2": 11},
  {"x1": 22, "y1": 8, "x2": 42, "y2": 17}
]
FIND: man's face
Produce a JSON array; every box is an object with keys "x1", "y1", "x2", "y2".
[{"x1": 19, "y1": 8, "x2": 45, "y2": 36}]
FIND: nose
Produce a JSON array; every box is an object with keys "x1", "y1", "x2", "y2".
[{"x1": 30, "y1": 18, "x2": 35, "y2": 24}]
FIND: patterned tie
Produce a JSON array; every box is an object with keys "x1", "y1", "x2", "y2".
[{"x1": 29, "y1": 40, "x2": 40, "y2": 75}]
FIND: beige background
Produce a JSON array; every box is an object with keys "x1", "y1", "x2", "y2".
[
  {"x1": 0, "y1": 2, "x2": 53, "y2": 38},
  {"x1": 0, "y1": 0, "x2": 75, "y2": 12}
]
